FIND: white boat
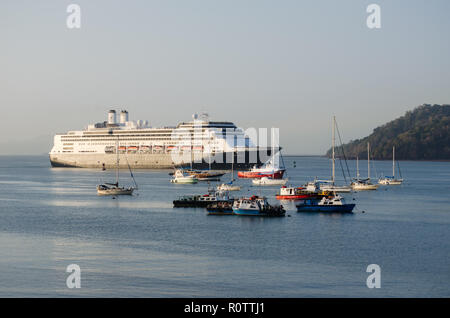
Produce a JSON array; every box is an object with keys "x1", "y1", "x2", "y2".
[
  {"x1": 97, "y1": 137, "x2": 137, "y2": 195},
  {"x1": 217, "y1": 154, "x2": 241, "y2": 191},
  {"x1": 317, "y1": 116, "x2": 352, "y2": 193},
  {"x1": 232, "y1": 196, "x2": 285, "y2": 216},
  {"x1": 97, "y1": 183, "x2": 134, "y2": 196},
  {"x1": 217, "y1": 183, "x2": 241, "y2": 191},
  {"x1": 319, "y1": 182, "x2": 352, "y2": 193},
  {"x1": 351, "y1": 180, "x2": 378, "y2": 190},
  {"x1": 252, "y1": 177, "x2": 288, "y2": 186},
  {"x1": 379, "y1": 178, "x2": 403, "y2": 185},
  {"x1": 379, "y1": 146, "x2": 404, "y2": 185},
  {"x1": 170, "y1": 169, "x2": 199, "y2": 184},
  {"x1": 351, "y1": 145, "x2": 379, "y2": 190}
]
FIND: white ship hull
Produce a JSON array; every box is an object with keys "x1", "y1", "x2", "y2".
[{"x1": 49, "y1": 150, "x2": 268, "y2": 169}]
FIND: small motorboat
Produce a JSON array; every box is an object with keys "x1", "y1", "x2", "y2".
[
  {"x1": 232, "y1": 196, "x2": 285, "y2": 217},
  {"x1": 275, "y1": 185, "x2": 323, "y2": 200},
  {"x1": 170, "y1": 169, "x2": 199, "y2": 184},
  {"x1": 252, "y1": 177, "x2": 288, "y2": 186},
  {"x1": 217, "y1": 182, "x2": 241, "y2": 191},
  {"x1": 296, "y1": 193, "x2": 355, "y2": 213},
  {"x1": 206, "y1": 201, "x2": 234, "y2": 215},
  {"x1": 173, "y1": 189, "x2": 232, "y2": 208},
  {"x1": 378, "y1": 178, "x2": 403, "y2": 185}
]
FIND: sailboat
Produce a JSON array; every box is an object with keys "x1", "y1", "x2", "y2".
[
  {"x1": 351, "y1": 143, "x2": 379, "y2": 190},
  {"x1": 217, "y1": 151, "x2": 241, "y2": 191},
  {"x1": 319, "y1": 116, "x2": 352, "y2": 193},
  {"x1": 379, "y1": 146, "x2": 403, "y2": 185},
  {"x1": 183, "y1": 149, "x2": 224, "y2": 181},
  {"x1": 97, "y1": 137, "x2": 137, "y2": 195}
]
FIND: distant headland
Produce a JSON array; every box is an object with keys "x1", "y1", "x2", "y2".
[{"x1": 326, "y1": 104, "x2": 450, "y2": 161}]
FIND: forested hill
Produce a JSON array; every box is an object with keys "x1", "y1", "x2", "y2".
[{"x1": 326, "y1": 104, "x2": 450, "y2": 161}]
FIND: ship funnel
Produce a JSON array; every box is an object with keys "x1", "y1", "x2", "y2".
[
  {"x1": 108, "y1": 110, "x2": 117, "y2": 124},
  {"x1": 120, "y1": 110, "x2": 129, "y2": 124}
]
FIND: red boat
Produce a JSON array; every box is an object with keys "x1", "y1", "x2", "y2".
[
  {"x1": 238, "y1": 169, "x2": 285, "y2": 179},
  {"x1": 275, "y1": 186, "x2": 322, "y2": 200},
  {"x1": 238, "y1": 156, "x2": 285, "y2": 179}
]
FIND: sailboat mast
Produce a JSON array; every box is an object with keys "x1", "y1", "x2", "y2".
[
  {"x1": 356, "y1": 156, "x2": 359, "y2": 181},
  {"x1": 231, "y1": 149, "x2": 235, "y2": 182},
  {"x1": 332, "y1": 116, "x2": 335, "y2": 184},
  {"x1": 393, "y1": 146, "x2": 395, "y2": 178},
  {"x1": 116, "y1": 135, "x2": 119, "y2": 185},
  {"x1": 367, "y1": 142, "x2": 370, "y2": 180}
]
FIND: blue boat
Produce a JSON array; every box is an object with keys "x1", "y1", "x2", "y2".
[
  {"x1": 296, "y1": 194, "x2": 355, "y2": 213},
  {"x1": 232, "y1": 196, "x2": 285, "y2": 217}
]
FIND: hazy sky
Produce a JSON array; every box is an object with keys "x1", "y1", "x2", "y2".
[{"x1": 1, "y1": 0, "x2": 449, "y2": 154}]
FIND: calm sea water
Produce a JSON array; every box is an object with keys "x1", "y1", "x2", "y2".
[{"x1": 0, "y1": 155, "x2": 449, "y2": 297}]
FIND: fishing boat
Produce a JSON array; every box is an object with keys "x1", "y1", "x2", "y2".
[
  {"x1": 237, "y1": 164, "x2": 285, "y2": 179},
  {"x1": 316, "y1": 116, "x2": 352, "y2": 193},
  {"x1": 296, "y1": 193, "x2": 355, "y2": 213},
  {"x1": 252, "y1": 177, "x2": 288, "y2": 186},
  {"x1": 351, "y1": 145, "x2": 379, "y2": 190},
  {"x1": 173, "y1": 189, "x2": 232, "y2": 208},
  {"x1": 379, "y1": 146, "x2": 404, "y2": 185},
  {"x1": 170, "y1": 169, "x2": 199, "y2": 184},
  {"x1": 232, "y1": 196, "x2": 285, "y2": 217},
  {"x1": 238, "y1": 151, "x2": 285, "y2": 179},
  {"x1": 97, "y1": 137, "x2": 137, "y2": 196},
  {"x1": 206, "y1": 201, "x2": 234, "y2": 215}
]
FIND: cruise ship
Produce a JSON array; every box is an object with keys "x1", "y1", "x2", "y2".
[{"x1": 49, "y1": 110, "x2": 277, "y2": 169}]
